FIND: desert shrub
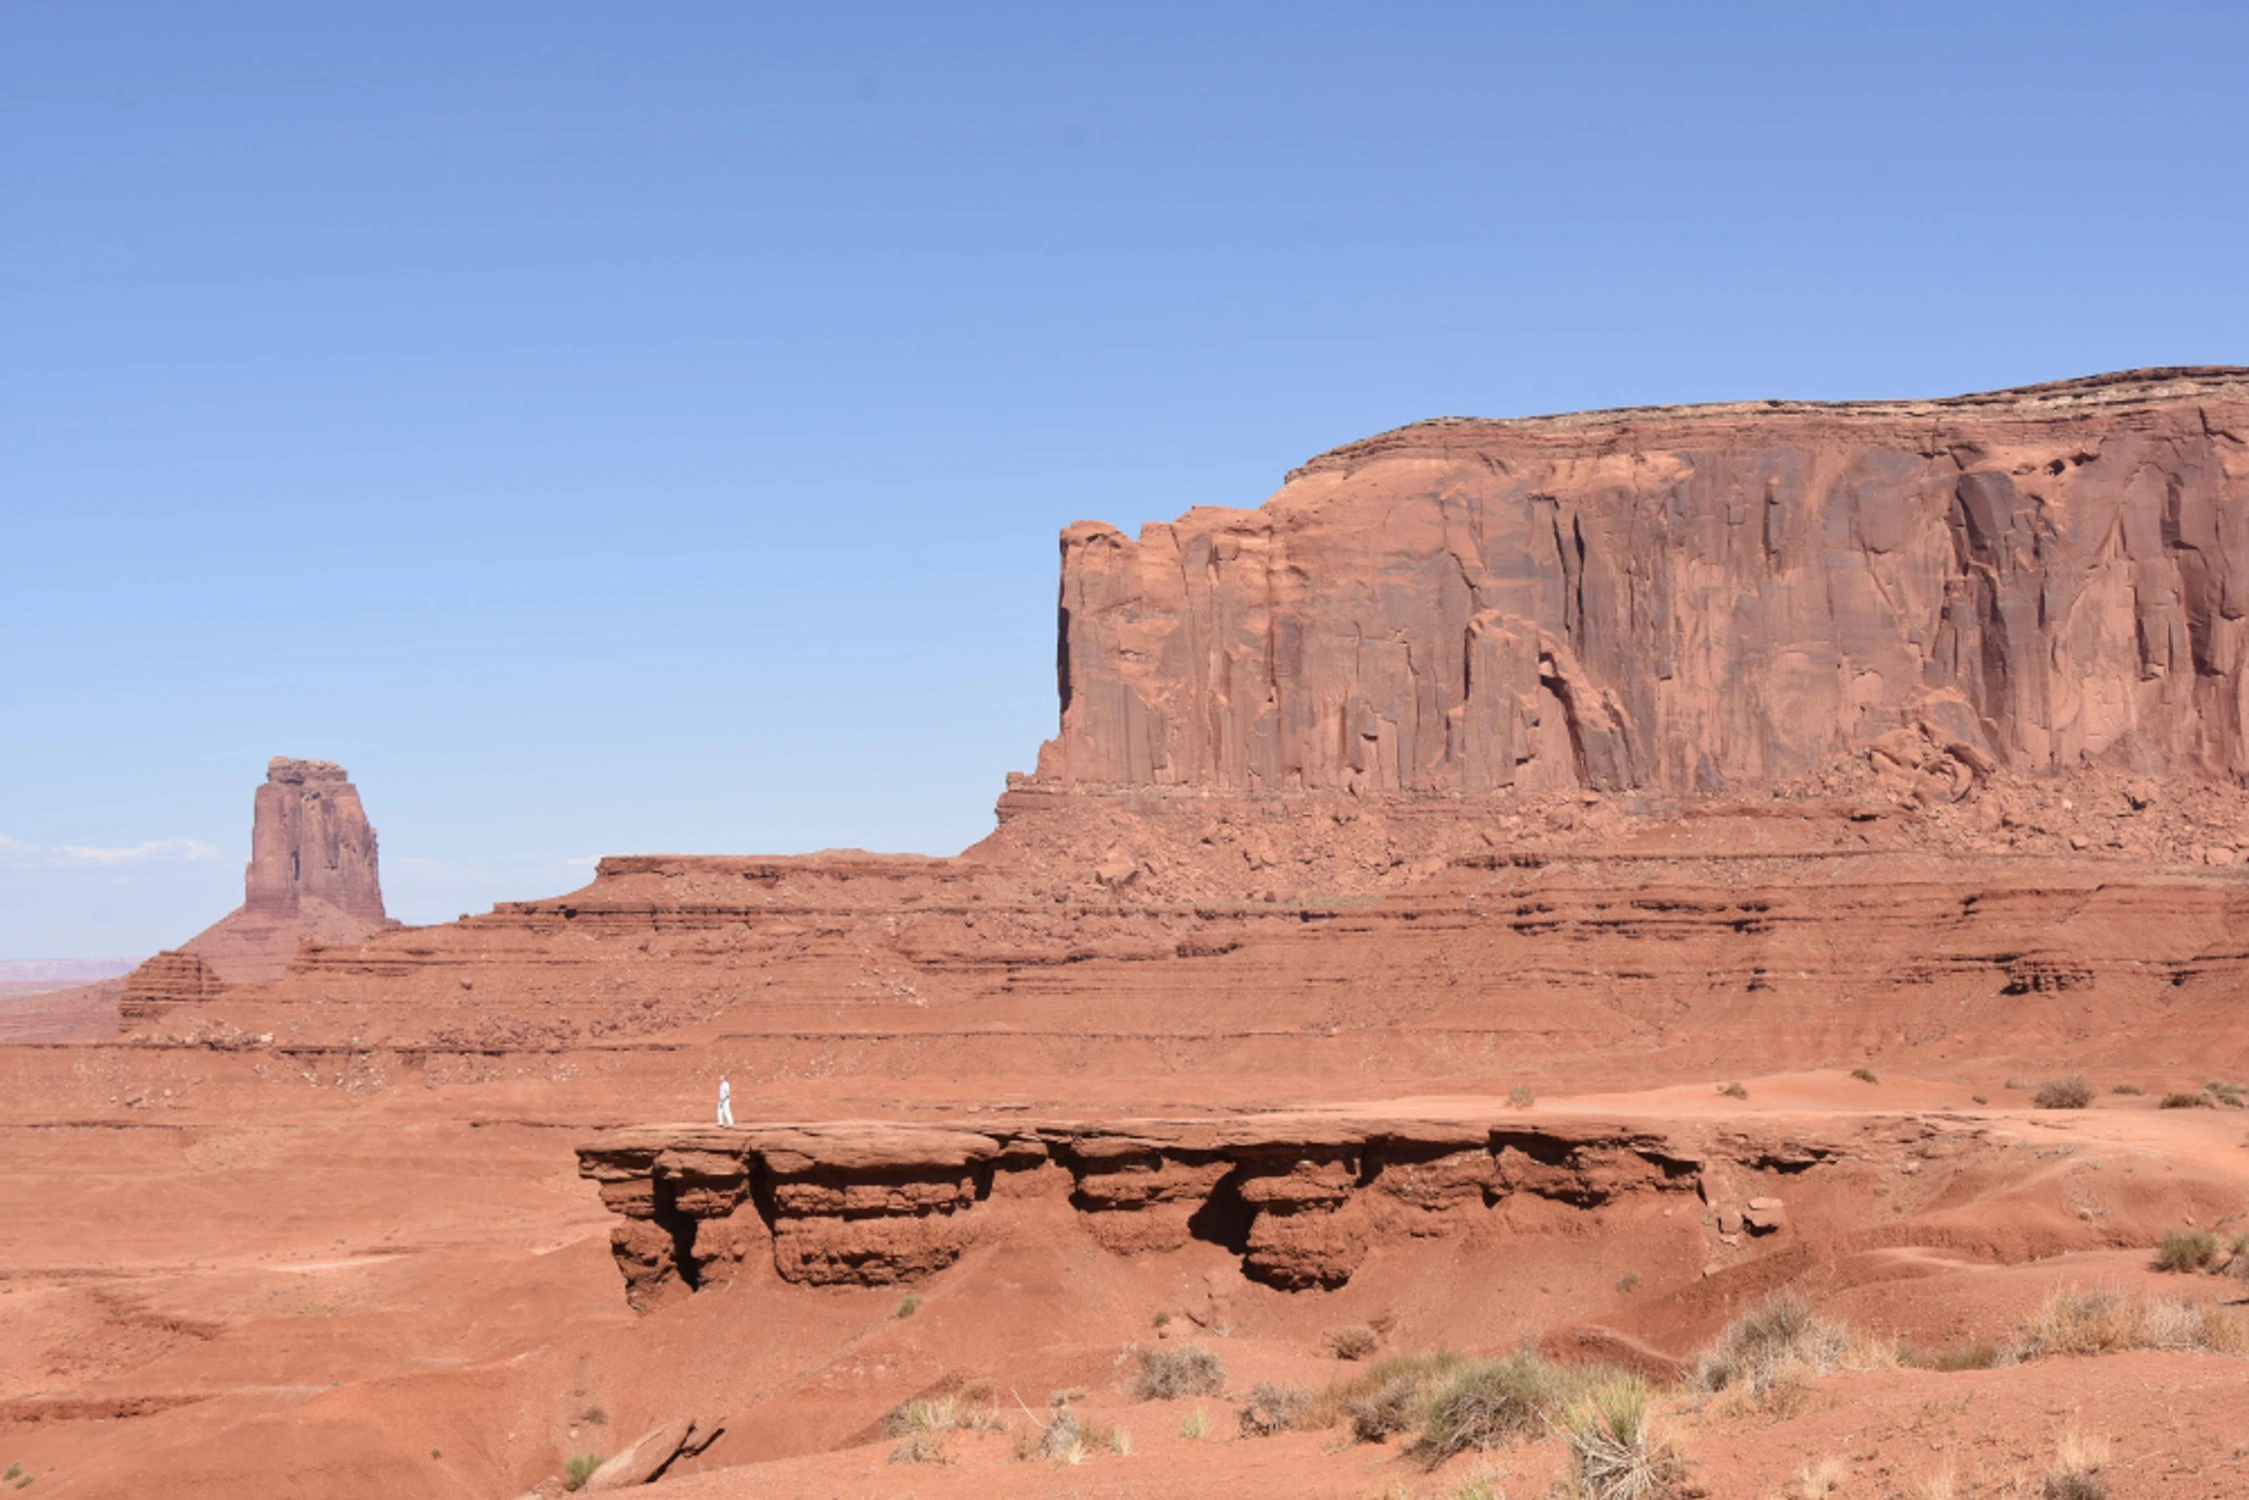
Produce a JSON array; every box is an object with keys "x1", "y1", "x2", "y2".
[
  {"x1": 1691, "y1": 1292, "x2": 1846, "y2": 1394},
  {"x1": 1407, "y1": 1351, "x2": 1576, "y2": 1467},
  {"x1": 954, "y1": 1378, "x2": 1004, "y2": 1430},
  {"x1": 1850, "y1": 1067, "x2": 1879, "y2": 1084},
  {"x1": 1508, "y1": 1083, "x2": 1537, "y2": 1107},
  {"x1": 1013, "y1": 1408, "x2": 1085, "y2": 1464},
  {"x1": 1717, "y1": 1081, "x2": 1749, "y2": 1099},
  {"x1": 1131, "y1": 1343, "x2": 1224, "y2": 1400},
  {"x1": 2004, "y1": 1078, "x2": 2030, "y2": 1091},
  {"x1": 1616, "y1": 1271, "x2": 1641, "y2": 1294},
  {"x1": 1345, "y1": 1374, "x2": 1425, "y2": 1443},
  {"x1": 1562, "y1": 1376, "x2": 1682, "y2": 1500},
  {"x1": 889, "y1": 1430, "x2": 953, "y2": 1465},
  {"x1": 2209, "y1": 1080, "x2": 2247, "y2": 1108},
  {"x1": 1237, "y1": 1381, "x2": 1311, "y2": 1437},
  {"x1": 894, "y1": 1293, "x2": 922, "y2": 1318},
  {"x1": 2043, "y1": 1429, "x2": 2110, "y2": 1500},
  {"x1": 2013, "y1": 1286, "x2": 2249, "y2": 1358},
  {"x1": 1107, "y1": 1425, "x2": 1132, "y2": 1455},
  {"x1": 1324, "y1": 1323, "x2": 1378, "y2": 1360},
  {"x1": 1303, "y1": 1349, "x2": 1464, "y2": 1438},
  {"x1": 2161, "y1": 1090, "x2": 2215, "y2": 1108},
  {"x1": 881, "y1": 1395, "x2": 957, "y2": 1436},
  {"x1": 562, "y1": 1455, "x2": 602, "y2": 1493},
  {"x1": 2156, "y1": 1228, "x2": 2221, "y2": 1273},
  {"x1": 2110, "y1": 1083, "x2": 2144, "y2": 1095},
  {"x1": 2034, "y1": 1075, "x2": 2094, "y2": 1109}
]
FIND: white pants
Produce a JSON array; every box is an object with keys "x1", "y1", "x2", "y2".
[{"x1": 717, "y1": 1097, "x2": 734, "y2": 1126}]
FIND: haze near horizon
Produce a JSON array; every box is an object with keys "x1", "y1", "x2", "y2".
[{"x1": 4, "y1": 1, "x2": 2244, "y2": 957}]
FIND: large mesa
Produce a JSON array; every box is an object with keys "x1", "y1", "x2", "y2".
[{"x1": 1038, "y1": 368, "x2": 2249, "y2": 797}]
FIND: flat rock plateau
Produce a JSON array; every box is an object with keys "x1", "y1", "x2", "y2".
[{"x1": 6, "y1": 369, "x2": 2249, "y2": 1499}]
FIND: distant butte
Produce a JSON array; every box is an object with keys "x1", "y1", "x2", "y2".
[{"x1": 115, "y1": 757, "x2": 397, "y2": 1028}]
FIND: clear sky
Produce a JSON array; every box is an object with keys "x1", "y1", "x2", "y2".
[{"x1": 4, "y1": 2, "x2": 2245, "y2": 959}]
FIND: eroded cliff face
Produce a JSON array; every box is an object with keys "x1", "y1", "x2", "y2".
[
  {"x1": 1040, "y1": 369, "x2": 2249, "y2": 797},
  {"x1": 578, "y1": 1113, "x2": 1723, "y2": 1306}
]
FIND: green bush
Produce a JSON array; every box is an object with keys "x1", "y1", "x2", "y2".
[
  {"x1": 2156, "y1": 1228, "x2": 2221, "y2": 1273},
  {"x1": 1407, "y1": 1352, "x2": 1576, "y2": 1467},
  {"x1": 562, "y1": 1455, "x2": 602, "y2": 1493}
]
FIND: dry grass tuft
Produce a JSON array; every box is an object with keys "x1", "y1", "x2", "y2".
[
  {"x1": 1012, "y1": 1408, "x2": 1085, "y2": 1465},
  {"x1": 1690, "y1": 1292, "x2": 1898, "y2": 1419},
  {"x1": 1131, "y1": 1343, "x2": 1225, "y2": 1400},
  {"x1": 2162, "y1": 1090, "x2": 2216, "y2": 1109},
  {"x1": 2034, "y1": 1075, "x2": 2094, "y2": 1109},
  {"x1": 1304, "y1": 1350, "x2": 1464, "y2": 1439},
  {"x1": 1237, "y1": 1381, "x2": 1312, "y2": 1437},
  {"x1": 1561, "y1": 1375, "x2": 1684, "y2": 1500},
  {"x1": 1324, "y1": 1323, "x2": 1379, "y2": 1361},
  {"x1": 2110, "y1": 1082, "x2": 2144, "y2": 1096},
  {"x1": 2013, "y1": 1286, "x2": 2249, "y2": 1358},
  {"x1": 1717, "y1": 1081, "x2": 1749, "y2": 1100},
  {"x1": 2042, "y1": 1428, "x2": 2110, "y2": 1499},
  {"x1": 1910, "y1": 1466, "x2": 1957, "y2": 1500},
  {"x1": 1691, "y1": 1293, "x2": 1842, "y2": 1394},
  {"x1": 1796, "y1": 1455, "x2": 1847, "y2": 1498}
]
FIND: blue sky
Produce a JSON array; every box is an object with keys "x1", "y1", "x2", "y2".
[{"x1": 4, "y1": 2, "x2": 2245, "y2": 958}]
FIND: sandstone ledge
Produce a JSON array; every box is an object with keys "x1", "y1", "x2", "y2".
[{"x1": 577, "y1": 1109, "x2": 1753, "y2": 1305}]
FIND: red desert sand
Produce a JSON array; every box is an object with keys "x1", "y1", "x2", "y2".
[{"x1": 5, "y1": 368, "x2": 2249, "y2": 1498}]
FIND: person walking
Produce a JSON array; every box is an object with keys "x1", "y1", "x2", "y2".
[{"x1": 716, "y1": 1073, "x2": 735, "y2": 1127}]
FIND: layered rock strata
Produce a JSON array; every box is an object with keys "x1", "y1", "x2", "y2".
[
  {"x1": 115, "y1": 950, "x2": 229, "y2": 1026},
  {"x1": 1041, "y1": 368, "x2": 2249, "y2": 796},
  {"x1": 579, "y1": 1112, "x2": 1711, "y2": 1305}
]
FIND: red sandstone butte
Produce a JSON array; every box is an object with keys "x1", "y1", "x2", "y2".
[{"x1": 174, "y1": 756, "x2": 396, "y2": 987}]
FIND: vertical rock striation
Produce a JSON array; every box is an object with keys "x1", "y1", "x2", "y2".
[
  {"x1": 1038, "y1": 368, "x2": 2249, "y2": 797},
  {"x1": 243, "y1": 758, "x2": 387, "y2": 921}
]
